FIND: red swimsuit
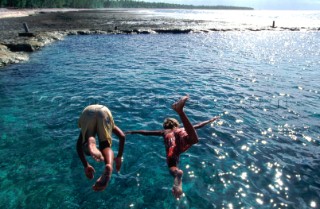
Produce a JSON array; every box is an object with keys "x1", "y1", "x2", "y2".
[{"x1": 164, "y1": 128, "x2": 192, "y2": 167}]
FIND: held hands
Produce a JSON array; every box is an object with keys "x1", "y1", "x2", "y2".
[
  {"x1": 85, "y1": 164, "x2": 95, "y2": 180},
  {"x1": 114, "y1": 156, "x2": 122, "y2": 172}
]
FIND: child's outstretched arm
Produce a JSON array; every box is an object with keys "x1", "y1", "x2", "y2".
[
  {"x1": 113, "y1": 125, "x2": 126, "y2": 172},
  {"x1": 126, "y1": 130, "x2": 164, "y2": 136},
  {"x1": 76, "y1": 132, "x2": 95, "y2": 179},
  {"x1": 193, "y1": 116, "x2": 220, "y2": 129},
  {"x1": 76, "y1": 132, "x2": 89, "y2": 167}
]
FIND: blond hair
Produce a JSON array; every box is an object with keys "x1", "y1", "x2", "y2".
[{"x1": 163, "y1": 118, "x2": 179, "y2": 129}]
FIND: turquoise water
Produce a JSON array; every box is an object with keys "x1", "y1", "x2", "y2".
[{"x1": 0, "y1": 32, "x2": 319, "y2": 209}]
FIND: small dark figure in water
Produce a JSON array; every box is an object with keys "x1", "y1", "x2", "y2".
[
  {"x1": 126, "y1": 95, "x2": 219, "y2": 198},
  {"x1": 76, "y1": 104, "x2": 125, "y2": 191}
]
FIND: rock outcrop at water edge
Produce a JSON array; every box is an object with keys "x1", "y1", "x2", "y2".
[
  {"x1": 0, "y1": 31, "x2": 67, "y2": 67},
  {"x1": 0, "y1": 44, "x2": 29, "y2": 67}
]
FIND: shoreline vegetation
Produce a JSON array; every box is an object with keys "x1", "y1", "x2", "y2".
[{"x1": 0, "y1": 0, "x2": 253, "y2": 10}]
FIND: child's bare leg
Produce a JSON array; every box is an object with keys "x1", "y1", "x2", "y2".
[
  {"x1": 172, "y1": 95, "x2": 199, "y2": 144},
  {"x1": 92, "y1": 147, "x2": 114, "y2": 191},
  {"x1": 170, "y1": 167, "x2": 183, "y2": 199},
  {"x1": 88, "y1": 137, "x2": 104, "y2": 162}
]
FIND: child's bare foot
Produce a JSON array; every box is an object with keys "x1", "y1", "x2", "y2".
[
  {"x1": 88, "y1": 137, "x2": 104, "y2": 162},
  {"x1": 92, "y1": 164, "x2": 112, "y2": 191},
  {"x1": 172, "y1": 95, "x2": 189, "y2": 114},
  {"x1": 172, "y1": 169, "x2": 183, "y2": 199}
]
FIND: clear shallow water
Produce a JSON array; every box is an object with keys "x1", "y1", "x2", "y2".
[{"x1": 0, "y1": 32, "x2": 320, "y2": 209}]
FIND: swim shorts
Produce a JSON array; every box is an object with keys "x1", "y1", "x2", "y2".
[{"x1": 78, "y1": 104, "x2": 114, "y2": 147}]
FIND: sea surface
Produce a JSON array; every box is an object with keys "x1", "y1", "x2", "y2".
[
  {"x1": 0, "y1": 10, "x2": 320, "y2": 209},
  {"x1": 138, "y1": 9, "x2": 320, "y2": 30}
]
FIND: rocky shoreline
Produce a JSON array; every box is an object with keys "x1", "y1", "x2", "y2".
[
  {"x1": 0, "y1": 9, "x2": 194, "y2": 67},
  {"x1": 1, "y1": 9, "x2": 320, "y2": 68}
]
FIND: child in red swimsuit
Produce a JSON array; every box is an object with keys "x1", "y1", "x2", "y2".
[{"x1": 126, "y1": 95, "x2": 219, "y2": 198}]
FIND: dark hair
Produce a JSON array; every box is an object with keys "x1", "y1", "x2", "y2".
[{"x1": 163, "y1": 118, "x2": 179, "y2": 129}]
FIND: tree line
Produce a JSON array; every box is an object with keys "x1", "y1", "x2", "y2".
[
  {"x1": 0, "y1": 0, "x2": 253, "y2": 10},
  {"x1": 0, "y1": 0, "x2": 104, "y2": 8},
  {"x1": 104, "y1": 1, "x2": 253, "y2": 10}
]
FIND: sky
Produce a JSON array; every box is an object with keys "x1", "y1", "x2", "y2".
[{"x1": 145, "y1": 0, "x2": 320, "y2": 10}]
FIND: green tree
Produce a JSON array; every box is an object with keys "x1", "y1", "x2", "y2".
[{"x1": 0, "y1": 0, "x2": 8, "y2": 7}]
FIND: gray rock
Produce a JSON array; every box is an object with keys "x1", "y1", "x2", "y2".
[
  {"x1": 0, "y1": 31, "x2": 67, "y2": 67},
  {"x1": 0, "y1": 44, "x2": 29, "y2": 67}
]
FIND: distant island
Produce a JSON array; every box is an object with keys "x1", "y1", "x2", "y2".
[{"x1": 1, "y1": 0, "x2": 254, "y2": 10}]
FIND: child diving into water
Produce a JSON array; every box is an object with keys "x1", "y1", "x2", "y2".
[
  {"x1": 76, "y1": 104, "x2": 125, "y2": 192},
  {"x1": 126, "y1": 95, "x2": 219, "y2": 198}
]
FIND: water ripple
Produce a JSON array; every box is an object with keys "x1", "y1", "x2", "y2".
[{"x1": 0, "y1": 32, "x2": 319, "y2": 209}]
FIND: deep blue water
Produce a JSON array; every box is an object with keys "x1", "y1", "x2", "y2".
[{"x1": 0, "y1": 32, "x2": 319, "y2": 209}]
